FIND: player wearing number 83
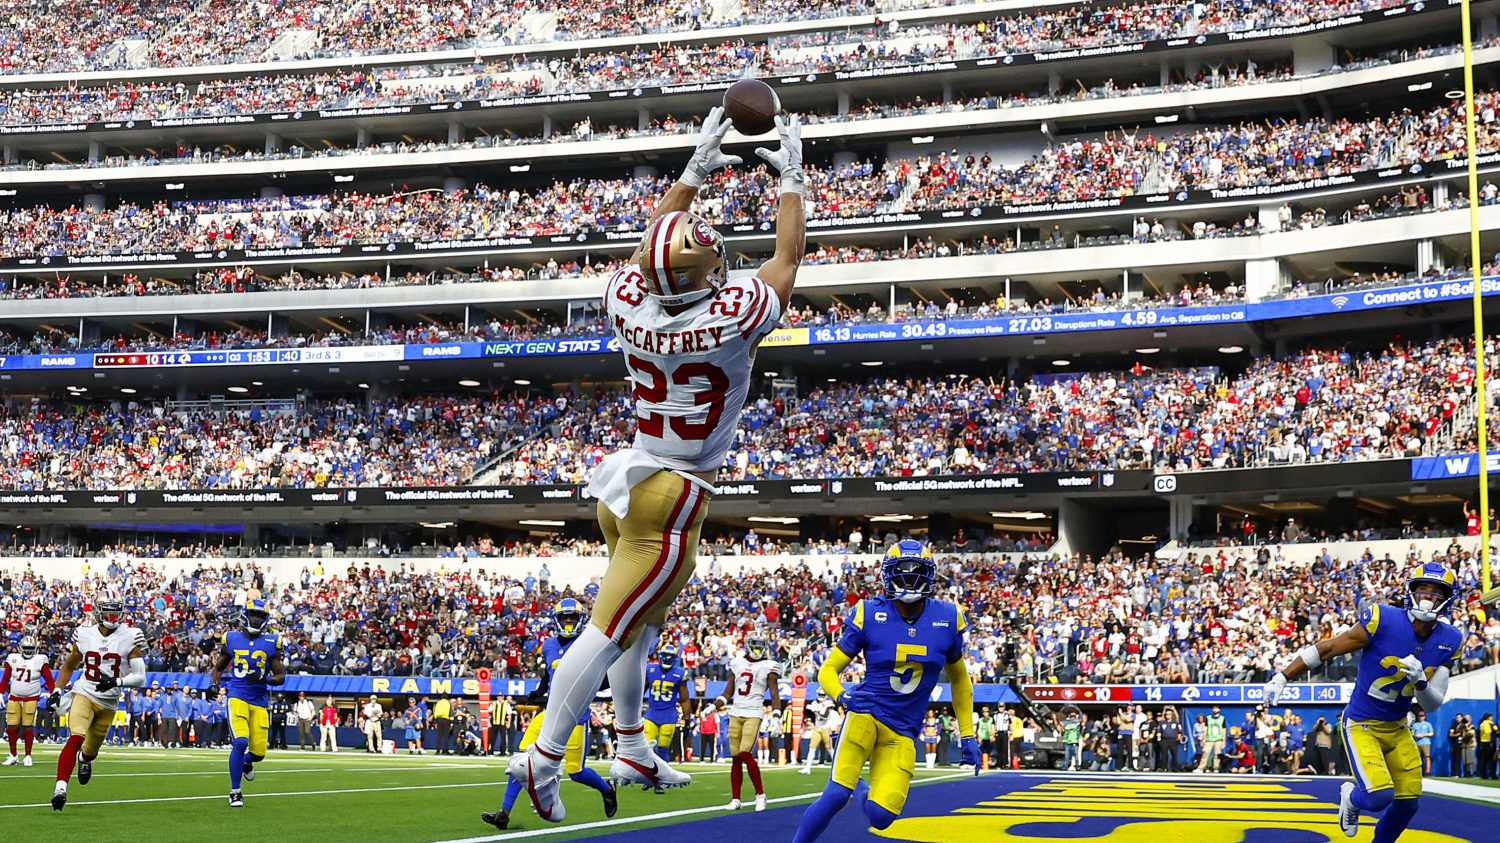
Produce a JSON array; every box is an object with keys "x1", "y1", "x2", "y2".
[
  {"x1": 210, "y1": 598, "x2": 287, "y2": 808},
  {"x1": 508, "y1": 106, "x2": 806, "y2": 823},
  {"x1": 792, "y1": 541, "x2": 980, "y2": 842},
  {"x1": 50, "y1": 589, "x2": 149, "y2": 811},
  {"x1": 1264, "y1": 562, "x2": 1462, "y2": 842}
]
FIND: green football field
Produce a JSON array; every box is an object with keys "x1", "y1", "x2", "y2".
[{"x1": 0, "y1": 743, "x2": 971, "y2": 842}]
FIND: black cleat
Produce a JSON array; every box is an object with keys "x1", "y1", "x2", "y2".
[
  {"x1": 242, "y1": 761, "x2": 255, "y2": 782},
  {"x1": 481, "y1": 809, "x2": 510, "y2": 830},
  {"x1": 229, "y1": 790, "x2": 244, "y2": 808},
  {"x1": 77, "y1": 758, "x2": 92, "y2": 785},
  {"x1": 51, "y1": 785, "x2": 66, "y2": 811},
  {"x1": 603, "y1": 784, "x2": 619, "y2": 818}
]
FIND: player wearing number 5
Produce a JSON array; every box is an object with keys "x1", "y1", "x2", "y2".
[
  {"x1": 1264, "y1": 562, "x2": 1462, "y2": 842},
  {"x1": 50, "y1": 589, "x2": 149, "y2": 811},
  {"x1": 792, "y1": 541, "x2": 979, "y2": 843},
  {"x1": 210, "y1": 599, "x2": 287, "y2": 808},
  {"x1": 509, "y1": 106, "x2": 806, "y2": 822}
]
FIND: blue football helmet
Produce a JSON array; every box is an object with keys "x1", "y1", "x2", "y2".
[
  {"x1": 241, "y1": 598, "x2": 271, "y2": 636},
  {"x1": 1405, "y1": 562, "x2": 1457, "y2": 623},
  {"x1": 883, "y1": 540, "x2": 935, "y2": 604},
  {"x1": 657, "y1": 643, "x2": 679, "y2": 669},
  {"x1": 552, "y1": 598, "x2": 587, "y2": 640}
]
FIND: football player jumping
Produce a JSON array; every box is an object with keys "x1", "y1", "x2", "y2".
[
  {"x1": 792, "y1": 541, "x2": 980, "y2": 842},
  {"x1": 482, "y1": 599, "x2": 617, "y2": 830},
  {"x1": 1265, "y1": 562, "x2": 1463, "y2": 842},
  {"x1": 3, "y1": 635, "x2": 55, "y2": 767},
  {"x1": 50, "y1": 590, "x2": 149, "y2": 811},
  {"x1": 508, "y1": 106, "x2": 806, "y2": 822}
]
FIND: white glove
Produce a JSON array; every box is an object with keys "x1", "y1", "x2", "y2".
[
  {"x1": 56, "y1": 690, "x2": 74, "y2": 716},
  {"x1": 755, "y1": 114, "x2": 805, "y2": 195},
  {"x1": 1397, "y1": 655, "x2": 1427, "y2": 684},
  {"x1": 701, "y1": 702, "x2": 718, "y2": 717},
  {"x1": 679, "y1": 106, "x2": 742, "y2": 188},
  {"x1": 1262, "y1": 672, "x2": 1287, "y2": 706}
]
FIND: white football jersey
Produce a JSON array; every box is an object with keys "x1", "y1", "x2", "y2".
[
  {"x1": 605, "y1": 268, "x2": 782, "y2": 472},
  {"x1": 726, "y1": 655, "x2": 780, "y2": 717},
  {"x1": 70, "y1": 624, "x2": 146, "y2": 708},
  {"x1": 4, "y1": 653, "x2": 50, "y2": 699}
]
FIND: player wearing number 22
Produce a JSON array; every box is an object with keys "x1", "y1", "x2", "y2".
[
  {"x1": 508, "y1": 105, "x2": 807, "y2": 823},
  {"x1": 210, "y1": 599, "x2": 287, "y2": 808},
  {"x1": 1265, "y1": 562, "x2": 1462, "y2": 842},
  {"x1": 792, "y1": 541, "x2": 980, "y2": 842},
  {"x1": 50, "y1": 589, "x2": 149, "y2": 811}
]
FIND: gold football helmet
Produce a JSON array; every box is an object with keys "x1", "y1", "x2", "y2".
[{"x1": 638, "y1": 210, "x2": 727, "y2": 307}]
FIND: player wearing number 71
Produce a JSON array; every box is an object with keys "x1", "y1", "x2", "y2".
[
  {"x1": 507, "y1": 106, "x2": 806, "y2": 822},
  {"x1": 209, "y1": 598, "x2": 287, "y2": 808},
  {"x1": 1264, "y1": 562, "x2": 1462, "y2": 842},
  {"x1": 49, "y1": 589, "x2": 149, "y2": 811}
]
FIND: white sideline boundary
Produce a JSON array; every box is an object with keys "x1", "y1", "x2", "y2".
[
  {"x1": 1426, "y1": 779, "x2": 1500, "y2": 804},
  {"x1": 431, "y1": 770, "x2": 982, "y2": 842}
]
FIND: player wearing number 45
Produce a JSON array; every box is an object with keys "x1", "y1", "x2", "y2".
[
  {"x1": 1264, "y1": 562, "x2": 1462, "y2": 842},
  {"x1": 508, "y1": 105, "x2": 806, "y2": 823},
  {"x1": 50, "y1": 589, "x2": 149, "y2": 811},
  {"x1": 792, "y1": 541, "x2": 980, "y2": 843},
  {"x1": 209, "y1": 599, "x2": 287, "y2": 808}
]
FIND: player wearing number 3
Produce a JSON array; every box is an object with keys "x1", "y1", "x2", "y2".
[
  {"x1": 210, "y1": 598, "x2": 287, "y2": 808},
  {"x1": 508, "y1": 107, "x2": 805, "y2": 822},
  {"x1": 50, "y1": 589, "x2": 149, "y2": 811},
  {"x1": 792, "y1": 541, "x2": 979, "y2": 843},
  {"x1": 1264, "y1": 562, "x2": 1461, "y2": 842}
]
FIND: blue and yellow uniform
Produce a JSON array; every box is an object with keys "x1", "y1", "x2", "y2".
[
  {"x1": 1343, "y1": 602, "x2": 1462, "y2": 800},
  {"x1": 643, "y1": 654, "x2": 686, "y2": 755},
  {"x1": 829, "y1": 596, "x2": 966, "y2": 811},
  {"x1": 519, "y1": 635, "x2": 590, "y2": 775},
  {"x1": 793, "y1": 540, "x2": 978, "y2": 843},
  {"x1": 224, "y1": 627, "x2": 282, "y2": 758}
]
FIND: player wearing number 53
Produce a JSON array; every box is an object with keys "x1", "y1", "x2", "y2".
[
  {"x1": 792, "y1": 541, "x2": 980, "y2": 843},
  {"x1": 49, "y1": 589, "x2": 149, "y2": 811},
  {"x1": 209, "y1": 599, "x2": 287, "y2": 808},
  {"x1": 507, "y1": 105, "x2": 806, "y2": 823},
  {"x1": 1264, "y1": 562, "x2": 1462, "y2": 842}
]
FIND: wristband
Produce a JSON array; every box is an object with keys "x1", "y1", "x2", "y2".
[
  {"x1": 1296, "y1": 643, "x2": 1322, "y2": 670},
  {"x1": 779, "y1": 167, "x2": 806, "y2": 196},
  {"x1": 1413, "y1": 679, "x2": 1429, "y2": 692}
]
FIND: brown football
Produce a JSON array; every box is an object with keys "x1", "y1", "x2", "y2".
[{"x1": 723, "y1": 79, "x2": 780, "y2": 136}]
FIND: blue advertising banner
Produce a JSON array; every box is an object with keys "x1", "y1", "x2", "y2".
[
  {"x1": 1411, "y1": 452, "x2": 1500, "y2": 479},
  {"x1": 7, "y1": 276, "x2": 1497, "y2": 372}
]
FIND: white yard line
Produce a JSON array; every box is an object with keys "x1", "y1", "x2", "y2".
[
  {"x1": 1427, "y1": 779, "x2": 1500, "y2": 804},
  {"x1": 0, "y1": 768, "x2": 332, "y2": 780},
  {"x1": 0, "y1": 780, "x2": 498, "y2": 809},
  {"x1": 429, "y1": 771, "x2": 980, "y2": 843}
]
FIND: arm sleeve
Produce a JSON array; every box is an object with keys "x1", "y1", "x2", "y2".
[
  {"x1": 0, "y1": 664, "x2": 10, "y2": 694},
  {"x1": 818, "y1": 648, "x2": 854, "y2": 703},
  {"x1": 120, "y1": 658, "x2": 147, "y2": 689},
  {"x1": 945, "y1": 660, "x2": 976, "y2": 739},
  {"x1": 42, "y1": 665, "x2": 55, "y2": 692},
  {"x1": 1416, "y1": 665, "x2": 1449, "y2": 712}
]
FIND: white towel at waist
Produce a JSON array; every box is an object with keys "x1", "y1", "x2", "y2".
[{"x1": 586, "y1": 448, "x2": 717, "y2": 519}]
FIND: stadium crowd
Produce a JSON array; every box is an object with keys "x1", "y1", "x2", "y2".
[
  {"x1": 0, "y1": 0, "x2": 1426, "y2": 77},
  {"x1": 2, "y1": 84, "x2": 1496, "y2": 260},
  {"x1": 0, "y1": 541, "x2": 1494, "y2": 697},
  {"x1": 0, "y1": 333, "x2": 1487, "y2": 491}
]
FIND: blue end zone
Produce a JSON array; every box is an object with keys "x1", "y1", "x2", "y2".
[{"x1": 589, "y1": 771, "x2": 1496, "y2": 842}]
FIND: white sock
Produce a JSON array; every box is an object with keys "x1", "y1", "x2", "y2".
[
  {"x1": 535, "y1": 624, "x2": 623, "y2": 756},
  {"x1": 608, "y1": 626, "x2": 659, "y2": 757}
]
